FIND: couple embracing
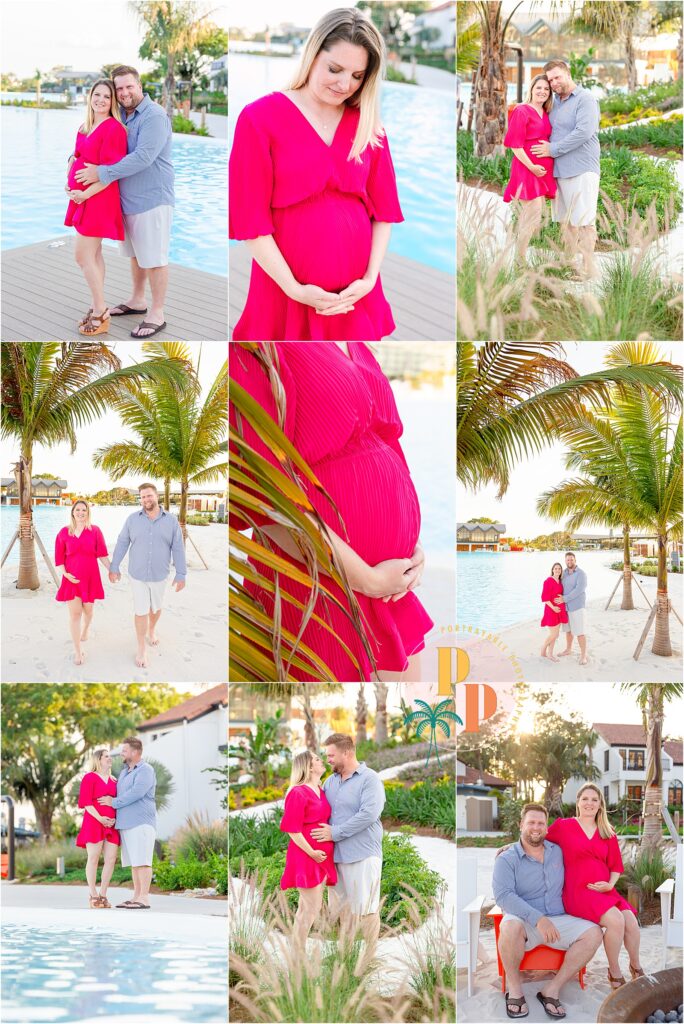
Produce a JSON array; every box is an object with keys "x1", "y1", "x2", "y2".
[
  {"x1": 64, "y1": 65, "x2": 173, "y2": 338},
  {"x1": 493, "y1": 784, "x2": 644, "y2": 1020},
  {"x1": 279, "y1": 733, "x2": 385, "y2": 951},
  {"x1": 540, "y1": 552, "x2": 589, "y2": 665}
]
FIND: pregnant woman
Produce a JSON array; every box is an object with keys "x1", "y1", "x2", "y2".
[
  {"x1": 546, "y1": 783, "x2": 644, "y2": 992},
  {"x1": 280, "y1": 751, "x2": 337, "y2": 947},
  {"x1": 230, "y1": 342, "x2": 433, "y2": 682},
  {"x1": 64, "y1": 78, "x2": 127, "y2": 336},
  {"x1": 540, "y1": 561, "x2": 568, "y2": 662},
  {"x1": 503, "y1": 74, "x2": 556, "y2": 265},
  {"x1": 75, "y1": 746, "x2": 120, "y2": 909},
  {"x1": 229, "y1": 7, "x2": 403, "y2": 340},
  {"x1": 55, "y1": 499, "x2": 111, "y2": 666}
]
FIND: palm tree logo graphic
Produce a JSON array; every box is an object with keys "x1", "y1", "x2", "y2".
[{"x1": 403, "y1": 699, "x2": 461, "y2": 768}]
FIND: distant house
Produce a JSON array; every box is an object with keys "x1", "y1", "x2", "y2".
[
  {"x1": 457, "y1": 759, "x2": 513, "y2": 831},
  {"x1": 457, "y1": 522, "x2": 506, "y2": 551},
  {"x1": 562, "y1": 723, "x2": 683, "y2": 809},
  {"x1": 135, "y1": 684, "x2": 228, "y2": 840},
  {"x1": 410, "y1": 1, "x2": 456, "y2": 51},
  {"x1": 169, "y1": 488, "x2": 226, "y2": 513},
  {"x1": 48, "y1": 67, "x2": 100, "y2": 99},
  {"x1": 1, "y1": 477, "x2": 67, "y2": 506},
  {"x1": 505, "y1": 18, "x2": 626, "y2": 91}
]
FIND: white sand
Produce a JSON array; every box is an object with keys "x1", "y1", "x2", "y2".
[
  {"x1": 1, "y1": 525, "x2": 227, "y2": 683},
  {"x1": 496, "y1": 577, "x2": 682, "y2": 683},
  {"x1": 457, "y1": 924, "x2": 680, "y2": 1023}
]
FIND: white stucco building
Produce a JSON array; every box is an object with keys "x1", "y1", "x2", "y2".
[
  {"x1": 457, "y1": 759, "x2": 513, "y2": 832},
  {"x1": 410, "y1": 1, "x2": 456, "y2": 50},
  {"x1": 562, "y1": 723, "x2": 683, "y2": 809},
  {"x1": 136, "y1": 684, "x2": 227, "y2": 840}
]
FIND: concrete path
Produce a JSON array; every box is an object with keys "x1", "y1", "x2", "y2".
[
  {"x1": 187, "y1": 110, "x2": 227, "y2": 138},
  {"x1": 2, "y1": 881, "x2": 227, "y2": 916},
  {"x1": 396, "y1": 62, "x2": 455, "y2": 92}
]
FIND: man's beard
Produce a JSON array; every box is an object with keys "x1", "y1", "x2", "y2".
[{"x1": 525, "y1": 833, "x2": 545, "y2": 846}]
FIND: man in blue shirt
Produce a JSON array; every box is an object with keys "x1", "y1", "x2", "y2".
[
  {"x1": 75, "y1": 65, "x2": 174, "y2": 339},
  {"x1": 557, "y1": 551, "x2": 589, "y2": 665},
  {"x1": 311, "y1": 733, "x2": 385, "y2": 953},
  {"x1": 493, "y1": 803, "x2": 601, "y2": 1019},
  {"x1": 99, "y1": 736, "x2": 157, "y2": 909},
  {"x1": 109, "y1": 482, "x2": 187, "y2": 668},
  {"x1": 531, "y1": 60, "x2": 600, "y2": 281}
]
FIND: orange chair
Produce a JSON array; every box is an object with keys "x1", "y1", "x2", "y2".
[{"x1": 487, "y1": 905, "x2": 586, "y2": 992}]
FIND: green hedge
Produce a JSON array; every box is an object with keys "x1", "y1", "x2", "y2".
[
  {"x1": 153, "y1": 851, "x2": 227, "y2": 893},
  {"x1": 598, "y1": 114, "x2": 683, "y2": 154},
  {"x1": 382, "y1": 777, "x2": 455, "y2": 837},
  {"x1": 599, "y1": 79, "x2": 683, "y2": 118}
]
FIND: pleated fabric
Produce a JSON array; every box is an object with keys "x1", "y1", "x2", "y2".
[
  {"x1": 229, "y1": 93, "x2": 404, "y2": 341},
  {"x1": 230, "y1": 342, "x2": 434, "y2": 681}
]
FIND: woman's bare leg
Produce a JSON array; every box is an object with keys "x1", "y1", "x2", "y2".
[
  {"x1": 81, "y1": 602, "x2": 94, "y2": 641},
  {"x1": 600, "y1": 906, "x2": 626, "y2": 979},
  {"x1": 515, "y1": 197, "x2": 544, "y2": 262},
  {"x1": 294, "y1": 882, "x2": 324, "y2": 947},
  {"x1": 85, "y1": 841, "x2": 103, "y2": 897},
  {"x1": 68, "y1": 598, "x2": 85, "y2": 664},
  {"x1": 547, "y1": 625, "x2": 560, "y2": 661},
  {"x1": 74, "y1": 235, "x2": 107, "y2": 314},
  {"x1": 99, "y1": 840, "x2": 119, "y2": 898},
  {"x1": 621, "y1": 909, "x2": 642, "y2": 972}
]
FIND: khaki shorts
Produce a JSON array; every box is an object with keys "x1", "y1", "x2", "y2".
[
  {"x1": 130, "y1": 575, "x2": 167, "y2": 616},
  {"x1": 120, "y1": 204, "x2": 173, "y2": 268},
  {"x1": 501, "y1": 912, "x2": 595, "y2": 950},
  {"x1": 120, "y1": 824, "x2": 156, "y2": 867},
  {"x1": 552, "y1": 171, "x2": 600, "y2": 227},
  {"x1": 329, "y1": 856, "x2": 382, "y2": 916},
  {"x1": 562, "y1": 607, "x2": 586, "y2": 636}
]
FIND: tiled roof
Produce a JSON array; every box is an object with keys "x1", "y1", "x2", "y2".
[
  {"x1": 593, "y1": 723, "x2": 647, "y2": 746},
  {"x1": 461, "y1": 765, "x2": 512, "y2": 788},
  {"x1": 457, "y1": 522, "x2": 506, "y2": 532},
  {"x1": 138, "y1": 684, "x2": 227, "y2": 730},
  {"x1": 664, "y1": 740, "x2": 683, "y2": 765}
]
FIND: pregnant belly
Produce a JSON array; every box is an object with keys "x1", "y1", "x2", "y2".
[
  {"x1": 302, "y1": 825, "x2": 334, "y2": 858},
  {"x1": 311, "y1": 438, "x2": 421, "y2": 565},
  {"x1": 68, "y1": 158, "x2": 88, "y2": 192},
  {"x1": 273, "y1": 190, "x2": 371, "y2": 292}
]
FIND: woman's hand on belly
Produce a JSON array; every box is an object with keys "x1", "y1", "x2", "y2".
[
  {"x1": 362, "y1": 555, "x2": 421, "y2": 600},
  {"x1": 383, "y1": 542, "x2": 424, "y2": 602},
  {"x1": 294, "y1": 282, "x2": 353, "y2": 315},
  {"x1": 587, "y1": 880, "x2": 614, "y2": 892}
]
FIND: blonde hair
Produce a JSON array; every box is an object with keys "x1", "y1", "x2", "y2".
[
  {"x1": 576, "y1": 782, "x2": 615, "y2": 839},
  {"x1": 289, "y1": 7, "x2": 386, "y2": 161},
  {"x1": 83, "y1": 79, "x2": 126, "y2": 134},
  {"x1": 287, "y1": 750, "x2": 314, "y2": 793},
  {"x1": 526, "y1": 74, "x2": 553, "y2": 113},
  {"x1": 68, "y1": 499, "x2": 92, "y2": 536},
  {"x1": 88, "y1": 746, "x2": 110, "y2": 773}
]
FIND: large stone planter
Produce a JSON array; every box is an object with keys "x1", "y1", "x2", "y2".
[{"x1": 597, "y1": 968, "x2": 683, "y2": 1023}]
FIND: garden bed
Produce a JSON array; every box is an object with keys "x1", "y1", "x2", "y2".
[{"x1": 598, "y1": 115, "x2": 683, "y2": 159}]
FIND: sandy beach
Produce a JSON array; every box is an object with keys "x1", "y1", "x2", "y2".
[
  {"x1": 1, "y1": 524, "x2": 227, "y2": 683},
  {"x1": 496, "y1": 575, "x2": 682, "y2": 683}
]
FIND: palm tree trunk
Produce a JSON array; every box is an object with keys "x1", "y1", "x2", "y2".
[
  {"x1": 621, "y1": 525, "x2": 634, "y2": 610},
  {"x1": 355, "y1": 683, "x2": 368, "y2": 745},
  {"x1": 474, "y1": 3, "x2": 507, "y2": 158},
  {"x1": 15, "y1": 454, "x2": 39, "y2": 590},
  {"x1": 641, "y1": 685, "x2": 665, "y2": 848},
  {"x1": 624, "y1": 27, "x2": 637, "y2": 91},
  {"x1": 164, "y1": 478, "x2": 171, "y2": 511},
  {"x1": 165, "y1": 53, "x2": 176, "y2": 118},
  {"x1": 652, "y1": 532, "x2": 672, "y2": 656},
  {"x1": 374, "y1": 683, "x2": 388, "y2": 744},
  {"x1": 302, "y1": 691, "x2": 316, "y2": 752},
  {"x1": 641, "y1": 783, "x2": 663, "y2": 849},
  {"x1": 179, "y1": 479, "x2": 188, "y2": 541}
]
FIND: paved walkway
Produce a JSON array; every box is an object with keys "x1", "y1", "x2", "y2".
[
  {"x1": 2, "y1": 882, "x2": 227, "y2": 916},
  {"x1": 396, "y1": 62, "x2": 455, "y2": 92},
  {"x1": 230, "y1": 243, "x2": 455, "y2": 341},
  {"x1": 187, "y1": 110, "x2": 228, "y2": 138},
  {"x1": 1, "y1": 236, "x2": 228, "y2": 341}
]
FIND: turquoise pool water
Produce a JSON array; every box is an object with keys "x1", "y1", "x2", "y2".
[
  {"x1": 1, "y1": 924, "x2": 227, "y2": 1022},
  {"x1": 229, "y1": 54, "x2": 455, "y2": 274},
  {"x1": 1, "y1": 107, "x2": 227, "y2": 276}
]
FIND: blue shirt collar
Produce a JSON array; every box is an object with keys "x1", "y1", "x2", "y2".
[
  {"x1": 136, "y1": 506, "x2": 167, "y2": 517},
  {"x1": 515, "y1": 838, "x2": 554, "y2": 858},
  {"x1": 123, "y1": 93, "x2": 152, "y2": 121}
]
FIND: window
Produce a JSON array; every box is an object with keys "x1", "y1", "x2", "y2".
[
  {"x1": 627, "y1": 749, "x2": 645, "y2": 771},
  {"x1": 627, "y1": 785, "x2": 643, "y2": 800},
  {"x1": 618, "y1": 747, "x2": 626, "y2": 765},
  {"x1": 604, "y1": 786, "x2": 609, "y2": 804},
  {"x1": 668, "y1": 781, "x2": 683, "y2": 807},
  {"x1": 604, "y1": 750, "x2": 609, "y2": 771}
]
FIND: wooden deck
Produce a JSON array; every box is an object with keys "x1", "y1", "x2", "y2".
[
  {"x1": 229, "y1": 243, "x2": 455, "y2": 341},
  {"x1": 1, "y1": 236, "x2": 228, "y2": 341}
]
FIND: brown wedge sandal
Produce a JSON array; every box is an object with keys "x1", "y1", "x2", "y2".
[
  {"x1": 98, "y1": 895, "x2": 112, "y2": 908},
  {"x1": 79, "y1": 308, "x2": 93, "y2": 327},
  {"x1": 79, "y1": 310, "x2": 110, "y2": 336},
  {"x1": 629, "y1": 964, "x2": 645, "y2": 980},
  {"x1": 608, "y1": 969, "x2": 626, "y2": 989},
  {"x1": 88, "y1": 894, "x2": 105, "y2": 909}
]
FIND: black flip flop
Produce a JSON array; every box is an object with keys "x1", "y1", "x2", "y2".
[
  {"x1": 536, "y1": 992, "x2": 566, "y2": 1019},
  {"x1": 130, "y1": 320, "x2": 167, "y2": 338},
  {"x1": 122, "y1": 901, "x2": 151, "y2": 909},
  {"x1": 110, "y1": 304, "x2": 148, "y2": 316},
  {"x1": 505, "y1": 993, "x2": 529, "y2": 1019}
]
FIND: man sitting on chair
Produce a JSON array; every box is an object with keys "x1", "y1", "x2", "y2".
[{"x1": 492, "y1": 803, "x2": 602, "y2": 1020}]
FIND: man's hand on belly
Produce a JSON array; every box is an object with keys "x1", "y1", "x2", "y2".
[{"x1": 311, "y1": 823, "x2": 333, "y2": 842}]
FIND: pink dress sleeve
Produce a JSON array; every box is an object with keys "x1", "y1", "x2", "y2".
[
  {"x1": 99, "y1": 119, "x2": 127, "y2": 164},
  {"x1": 541, "y1": 578, "x2": 552, "y2": 602},
  {"x1": 504, "y1": 106, "x2": 528, "y2": 148},
  {"x1": 366, "y1": 132, "x2": 404, "y2": 223},
  {"x1": 229, "y1": 107, "x2": 275, "y2": 239},
  {"x1": 606, "y1": 834, "x2": 624, "y2": 873},
  {"x1": 279, "y1": 787, "x2": 307, "y2": 832},
  {"x1": 55, "y1": 528, "x2": 67, "y2": 568},
  {"x1": 78, "y1": 773, "x2": 95, "y2": 809},
  {"x1": 546, "y1": 817, "x2": 563, "y2": 844},
  {"x1": 93, "y1": 526, "x2": 108, "y2": 557}
]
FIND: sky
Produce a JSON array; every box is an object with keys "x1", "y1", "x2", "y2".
[
  {"x1": 512, "y1": 682, "x2": 684, "y2": 734},
  {"x1": 0, "y1": 1, "x2": 229, "y2": 80},
  {"x1": 457, "y1": 342, "x2": 683, "y2": 539},
  {"x1": 0, "y1": 342, "x2": 227, "y2": 493}
]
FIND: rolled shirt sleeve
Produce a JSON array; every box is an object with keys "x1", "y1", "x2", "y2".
[{"x1": 330, "y1": 774, "x2": 386, "y2": 843}]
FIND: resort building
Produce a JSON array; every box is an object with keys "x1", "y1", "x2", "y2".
[
  {"x1": 409, "y1": 1, "x2": 456, "y2": 51},
  {"x1": 562, "y1": 723, "x2": 683, "y2": 810},
  {"x1": 505, "y1": 18, "x2": 626, "y2": 91},
  {"x1": 134, "y1": 684, "x2": 228, "y2": 840},
  {"x1": 457, "y1": 522, "x2": 506, "y2": 551},
  {"x1": 457, "y1": 759, "x2": 513, "y2": 832},
  {"x1": 1, "y1": 477, "x2": 67, "y2": 506}
]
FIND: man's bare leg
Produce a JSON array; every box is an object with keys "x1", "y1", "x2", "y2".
[
  {"x1": 539, "y1": 926, "x2": 602, "y2": 1017},
  {"x1": 498, "y1": 920, "x2": 527, "y2": 1015},
  {"x1": 133, "y1": 265, "x2": 168, "y2": 335},
  {"x1": 130, "y1": 866, "x2": 141, "y2": 903},
  {"x1": 110, "y1": 257, "x2": 148, "y2": 314},
  {"x1": 578, "y1": 225, "x2": 598, "y2": 279},
  {"x1": 558, "y1": 631, "x2": 574, "y2": 656},
  {"x1": 561, "y1": 222, "x2": 579, "y2": 261},
  {"x1": 147, "y1": 609, "x2": 162, "y2": 646},
  {"x1": 578, "y1": 633, "x2": 588, "y2": 665},
  {"x1": 136, "y1": 865, "x2": 152, "y2": 906},
  {"x1": 134, "y1": 614, "x2": 148, "y2": 667}
]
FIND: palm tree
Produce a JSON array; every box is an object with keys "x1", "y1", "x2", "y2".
[
  {"x1": 568, "y1": 1, "x2": 644, "y2": 92},
  {"x1": 1, "y1": 343, "x2": 185, "y2": 590},
  {"x1": 620, "y1": 683, "x2": 683, "y2": 848},
  {"x1": 93, "y1": 342, "x2": 227, "y2": 537},
  {"x1": 404, "y1": 699, "x2": 460, "y2": 768},
  {"x1": 457, "y1": 342, "x2": 683, "y2": 499},
  {"x1": 355, "y1": 683, "x2": 369, "y2": 744},
  {"x1": 456, "y1": 2, "x2": 481, "y2": 75},
  {"x1": 532, "y1": 728, "x2": 600, "y2": 815},
  {"x1": 373, "y1": 683, "x2": 389, "y2": 744},
  {"x1": 469, "y1": 1, "x2": 523, "y2": 157}
]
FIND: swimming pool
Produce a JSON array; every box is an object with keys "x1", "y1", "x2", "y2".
[
  {"x1": 229, "y1": 54, "x2": 455, "y2": 274},
  {"x1": 0, "y1": 107, "x2": 227, "y2": 276},
  {"x1": 1, "y1": 921, "x2": 227, "y2": 1023}
]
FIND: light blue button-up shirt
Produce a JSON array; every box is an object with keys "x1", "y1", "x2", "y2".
[
  {"x1": 548, "y1": 85, "x2": 600, "y2": 178},
  {"x1": 562, "y1": 565, "x2": 588, "y2": 612},
  {"x1": 111, "y1": 760, "x2": 157, "y2": 830},
  {"x1": 110, "y1": 507, "x2": 187, "y2": 583},
  {"x1": 323, "y1": 762, "x2": 385, "y2": 864},
  {"x1": 493, "y1": 839, "x2": 565, "y2": 926},
  {"x1": 98, "y1": 95, "x2": 175, "y2": 214}
]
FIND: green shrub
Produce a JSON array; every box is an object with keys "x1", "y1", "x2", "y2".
[
  {"x1": 172, "y1": 113, "x2": 209, "y2": 136},
  {"x1": 618, "y1": 845, "x2": 673, "y2": 898},
  {"x1": 600, "y1": 79, "x2": 683, "y2": 118},
  {"x1": 382, "y1": 777, "x2": 455, "y2": 836},
  {"x1": 170, "y1": 812, "x2": 227, "y2": 861},
  {"x1": 229, "y1": 808, "x2": 288, "y2": 860},
  {"x1": 498, "y1": 796, "x2": 525, "y2": 839},
  {"x1": 153, "y1": 853, "x2": 216, "y2": 890},
  {"x1": 598, "y1": 114, "x2": 683, "y2": 153},
  {"x1": 15, "y1": 840, "x2": 86, "y2": 878}
]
